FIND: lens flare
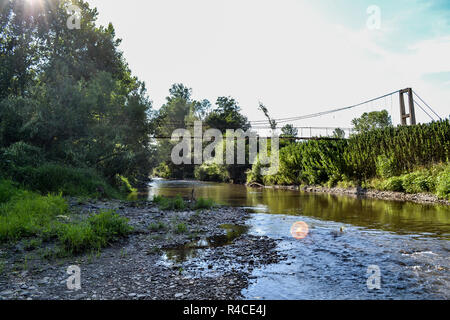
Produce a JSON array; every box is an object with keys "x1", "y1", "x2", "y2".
[{"x1": 290, "y1": 221, "x2": 309, "y2": 239}]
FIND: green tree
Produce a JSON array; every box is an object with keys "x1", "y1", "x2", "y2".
[
  {"x1": 351, "y1": 110, "x2": 392, "y2": 134},
  {"x1": 333, "y1": 128, "x2": 346, "y2": 139},
  {"x1": 205, "y1": 97, "x2": 250, "y2": 133}
]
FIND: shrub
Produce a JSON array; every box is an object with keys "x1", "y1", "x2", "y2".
[
  {"x1": 194, "y1": 163, "x2": 230, "y2": 182},
  {"x1": 193, "y1": 198, "x2": 215, "y2": 210},
  {"x1": 376, "y1": 154, "x2": 399, "y2": 178},
  {"x1": 11, "y1": 163, "x2": 121, "y2": 198},
  {"x1": 2, "y1": 142, "x2": 44, "y2": 168},
  {"x1": 436, "y1": 170, "x2": 450, "y2": 200},
  {"x1": 0, "y1": 179, "x2": 23, "y2": 204},
  {"x1": 382, "y1": 176, "x2": 405, "y2": 192},
  {"x1": 402, "y1": 172, "x2": 434, "y2": 194}
]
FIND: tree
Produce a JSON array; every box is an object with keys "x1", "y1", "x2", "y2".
[
  {"x1": 205, "y1": 97, "x2": 250, "y2": 133},
  {"x1": 281, "y1": 124, "x2": 298, "y2": 138},
  {"x1": 0, "y1": 0, "x2": 155, "y2": 187},
  {"x1": 280, "y1": 124, "x2": 298, "y2": 148},
  {"x1": 351, "y1": 110, "x2": 392, "y2": 134},
  {"x1": 333, "y1": 128, "x2": 346, "y2": 139},
  {"x1": 258, "y1": 102, "x2": 277, "y2": 131}
]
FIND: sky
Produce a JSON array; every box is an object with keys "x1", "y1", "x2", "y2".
[{"x1": 86, "y1": 0, "x2": 450, "y2": 132}]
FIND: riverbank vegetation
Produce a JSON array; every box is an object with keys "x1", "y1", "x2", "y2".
[
  {"x1": 0, "y1": 179, "x2": 132, "y2": 256},
  {"x1": 0, "y1": 0, "x2": 154, "y2": 199},
  {"x1": 248, "y1": 120, "x2": 450, "y2": 200}
]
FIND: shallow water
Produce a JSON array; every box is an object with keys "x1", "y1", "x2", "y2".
[{"x1": 148, "y1": 179, "x2": 450, "y2": 300}]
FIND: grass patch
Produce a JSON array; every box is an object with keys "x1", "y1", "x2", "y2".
[
  {"x1": 193, "y1": 197, "x2": 215, "y2": 210},
  {"x1": 174, "y1": 222, "x2": 188, "y2": 234},
  {"x1": 0, "y1": 180, "x2": 132, "y2": 256},
  {"x1": 148, "y1": 221, "x2": 167, "y2": 231},
  {"x1": 59, "y1": 210, "x2": 133, "y2": 254},
  {"x1": 153, "y1": 195, "x2": 186, "y2": 211},
  {"x1": 0, "y1": 191, "x2": 68, "y2": 243}
]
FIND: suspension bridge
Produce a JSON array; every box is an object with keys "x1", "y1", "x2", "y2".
[{"x1": 154, "y1": 88, "x2": 442, "y2": 140}]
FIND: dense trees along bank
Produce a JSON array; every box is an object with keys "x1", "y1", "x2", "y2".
[{"x1": 1, "y1": 0, "x2": 449, "y2": 202}]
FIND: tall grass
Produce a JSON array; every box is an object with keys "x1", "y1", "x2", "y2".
[
  {"x1": 153, "y1": 195, "x2": 186, "y2": 210},
  {"x1": 9, "y1": 163, "x2": 122, "y2": 198},
  {"x1": 0, "y1": 180, "x2": 132, "y2": 254},
  {"x1": 59, "y1": 210, "x2": 132, "y2": 254}
]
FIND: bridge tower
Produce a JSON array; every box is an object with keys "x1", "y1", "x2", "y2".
[{"x1": 399, "y1": 88, "x2": 416, "y2": 125}]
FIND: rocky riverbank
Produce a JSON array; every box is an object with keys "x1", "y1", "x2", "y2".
[
  {"x1": 254, "y1": 184, "x2": 450, "y2": 206},
  {"x1": 0, "y1": 199, "x2": 284, "y2": 300}
]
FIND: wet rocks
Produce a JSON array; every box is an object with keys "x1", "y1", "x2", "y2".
[{"x1": 0, "y1": 200, "x2": 283, "y2": 300}]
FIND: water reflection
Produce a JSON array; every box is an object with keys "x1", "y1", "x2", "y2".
[
  {"x1": 162, "y1": 224, "x2": 249, "y2": 263},
  {"x1": 148, "y1": 179, "x2": 450, "y2": 239}
]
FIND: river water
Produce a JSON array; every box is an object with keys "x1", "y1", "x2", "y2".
[{"x1": 147, "y1": 179, "x2": 450, "y2": 300}]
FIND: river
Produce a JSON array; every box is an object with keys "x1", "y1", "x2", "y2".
[{"x1": 147, "y1": 179, "x2": 450, "y2": 300}]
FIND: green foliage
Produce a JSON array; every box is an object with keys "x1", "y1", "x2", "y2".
[
  {"x1": 333, "y1": 128, "x2": 346, "y2": 139},
  {"x1": 382, "y1": 176, "x2": 405, "y2": 192},
  {"x1": 0, "y1": 191, "x2": 67, "y2": 242},
  {"x1": 250, "y1": 120, "x2": 449, "y2": 200},
  {"x1": 153, "y1": 162, "x2": 172, "y2": 179},
  {"x1": 59, "y1": 210, "x2": 132, "y2": 254},
  {"x1": 193, "y1": 198, "x2": 215, "y2": 210},
  {"x1": 114, "y1": 175, "x2": 137, "y2": 194},
  {"x1": 257, "y1": 140, "x2": 348, "y2": 186},
  {"x1": 174, "y1": 223, "x2": 188, "y2": 234},
  {"x1": 0, "y1": 0, "x2": 155, "y2": 191},
  {"x1": 376, "y1": 154, "x2": 400, "y2": 178},
  {"x1": 148, "y1": 221, "x2": 167, "y2": 231},
  {"x1": 0, "y1": 180, "x2": 23, "y2": 204},
  {"x1": 10, "y1": 163, "x2": 121, "y2": 198},
  {"x1": 153, "y1": 195, "x2": 186, "y2": 211},
  {"x1": 344, "y1": 120, "x2": 450, "y2": 180},
  {"x1": 205, "y1": 97, "x2": 251, "y2": 133},
  {"x1": 351, "y1": 110, "x2": 392, "y2": 134},
  {"x1": 436, "y1": 170, "x2": 450, "y2": 200},
  {"x1": 246, "y1": 160, "x2": 264, "y2": 184},
  {"x1": 1, "y1": 142, "x2": 44, "y2": 168},
  {"x1": 194, "y1": 163, "x2": 230, "y2": 182},
  {"x1": 373, "y1": 163, "x2": 449, "y2": 198}
]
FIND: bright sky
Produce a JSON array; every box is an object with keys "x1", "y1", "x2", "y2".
[{"x1": 86, "y1": 0, "x2": 450, "y2": 130}]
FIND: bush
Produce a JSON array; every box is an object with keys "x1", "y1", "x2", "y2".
[
  {"x1": 382, "y1": 176, "x2": 405, "y2": 192},
  {"x1": 376, "y1": 154, "x2": 400, "y2": 178},
  {"x1": 193, "y1": 198, "x2": 215, "y2": 210},
  {"x1": 194, "y1": 163, "x2": 230, "y2": 182},
  {"x1": 402, "y1": 172, "x2": 434, "y2": 194},
  {"x1": 2, "y1": 142, "x2": 44, "y2": 168},
  {"x1": 11, "y1": 163, "x2": 121, "y2": 198},
  {"x1": 436, "y1": 170, "x2": 450, "y2": 200},
  {"x1": 0, "y1": 180, "x2": 23, "y2": 204}
]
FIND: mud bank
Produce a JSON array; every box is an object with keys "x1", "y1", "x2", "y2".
[{"x1": 0, "y1": 200, "x2": 284, "y2": 300}]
